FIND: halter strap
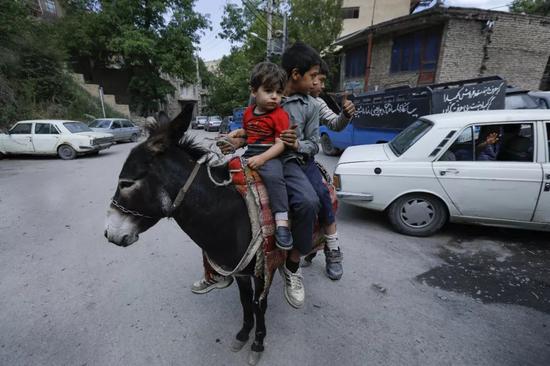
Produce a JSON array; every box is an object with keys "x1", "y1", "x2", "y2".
[{"x1": 168, "y1": 155, "x2": 207, "y2": 217}]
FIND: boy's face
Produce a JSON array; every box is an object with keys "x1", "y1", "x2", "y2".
[
  {"x1": 310, "y1": 74, "x2": 326, "y2": 98},
  {"x1": 290, "y1": 65, "x2": 320, "y2": 95},
  {"x1": 252, "y1": 85, "x2": 283, "y2": 113}
]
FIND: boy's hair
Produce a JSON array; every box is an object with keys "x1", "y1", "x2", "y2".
[
  {"x1": 249, "y1": 62, "x2": 287, "y2": 91},
  {"x1": 319, "y1": 59, "x2": 330, "y2": 76},
  {"x1": 281, "y1": 41, "x2": 321, "y2": 77}
]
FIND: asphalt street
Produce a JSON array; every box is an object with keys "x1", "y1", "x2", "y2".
[{"x1": 0, "y1": 129, "x2": 549, "y2": 366}]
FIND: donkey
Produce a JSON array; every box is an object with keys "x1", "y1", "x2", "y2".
[{"x1": 104, "y1": 103, "x2": 275, "y2": 365}]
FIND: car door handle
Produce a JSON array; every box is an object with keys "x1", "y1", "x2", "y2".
[
  {"x1": 545, "y1": 183, "x2": 550, "y2": 192},
  {"x1": 440, "y1": 168, "x2": 459, "y2": 176}
]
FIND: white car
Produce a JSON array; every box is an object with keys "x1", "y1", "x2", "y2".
[
  {"x1": 334, "y1": 110, "x2": 550, "y2": 236},
  {"x1": 89, "y1": 118, "x2": 141, "y2": 142},
  {"x1": 0, "y1": 120, "x2": 114, "y2": 160}
]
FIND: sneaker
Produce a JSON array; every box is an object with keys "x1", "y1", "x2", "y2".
[
  {"x1": 275, "y1": 226, "x2": 293, "y2": 250},
  {"x1": 279, "y1": 265, "x2": 305, "y2": 308},
  {"x1": 191, "y1": 274, "x2": 234, "y2": 294},
  {"x1": 325, "y1": 248, "x2": 343, "y2": 281}
]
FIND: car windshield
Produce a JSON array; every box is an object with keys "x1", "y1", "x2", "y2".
[
  {"x1": 89, "y1": 120, "x2": 112, "y2": 128},
  {"x1": 389, "y1": 119, "x2": 433, "y2": 156},
  {"x1": 64, "y1": 122, "x2": 93, "y2": 133},
  {"x1": 209, "y1": 116, "x2": 221, "y2": 120}
]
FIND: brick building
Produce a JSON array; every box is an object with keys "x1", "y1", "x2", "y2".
[
  {"x1": 340, "y1": 0, "x2": 413, "y2": 36},
  {"x1": 336, "y1": 6, "x2": 550, "y2": 93}
]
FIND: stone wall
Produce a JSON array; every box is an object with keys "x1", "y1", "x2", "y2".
[
  {"x1": 341, "y1": 10, "x2": 550, "y2": 92},
  {"x1": 437, "y1": 14, "x2": 550, "y2": 90}
]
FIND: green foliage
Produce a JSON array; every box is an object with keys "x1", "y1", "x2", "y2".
[
  {"x1": 209, "y1": 0, "x2": 343, "y2": 115},
  {"x1": 510, "y1": 0, "x2": 550, "y2": 16},
  {"x1": 287, "y1": 0, "x2": 343, "y2": 52},
  {"x1": 209, "y1": 49, "x2": 257, "y2": 116},
  {"x1": 58, "y1": 0, "x2": 209, "y2": 115},
  {"x1": 0, "y1": 1, "x2": 124, "y2": 129}
]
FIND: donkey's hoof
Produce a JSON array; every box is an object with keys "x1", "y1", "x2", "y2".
[
  {"x1": 231, "y1": 338, "x2": 248, "y2": 352},
  {"x1": 247, "y1": 350, "x2": 262, "y2": 365}
]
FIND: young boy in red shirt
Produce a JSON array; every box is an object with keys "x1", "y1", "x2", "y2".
[{"x1": 241, "y1": 61, "x2": 293, "y2": 249}]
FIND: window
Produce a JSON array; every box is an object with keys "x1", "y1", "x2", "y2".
[
  {"x1": 63, "y1": 122, "x2": 92, "y2": 133},
  {"x1": 391, "y1": 28, "x2": 441, "y2": 73},
  {"x1": 389, "y1": 119, "x2": 432, "y2": 156},
  {"x1": 441, "y1": 123, "x2": 534, "y2": 162},
  {"x1": 122, "y1": 120, "x2": 134, "y2": 128},
  {"x1": 89, "y1": 119, "x2": 112, "y2": 128},
  {"x1": 111, "y1": 121, "x2": 122, "y2": 129},
  {"x1": 546, "y1": 122, "x2": 550, "y2": 161},
  {"x1": 35, "y1": 123, "x2": 59, "y2": 134},
  {"x1": 345, "y1": 46, "x2": 367, "y2": 78},
  {"x1": 10, "y1": 123, "x2": 32, "y2": 134},
  {"x1": 44, "y1": 0, "x2": 56, "y2": 13},
  {"x1": 341, "y1": 7, "x2": 359, "y2": 19}
]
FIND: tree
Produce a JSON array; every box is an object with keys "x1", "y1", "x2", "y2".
[
  {"x1": 510, "y1": 0, "x2": 550, "y2": 16},
  {"x1": 59, "y1": 0, "x2": 209, "y2": 115},
  {"x1": 208, "y1": 0, "x2": 344, "y2": 115}
]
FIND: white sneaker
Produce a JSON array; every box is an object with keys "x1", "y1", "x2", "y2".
[
  {"x1": 191, "y1": 274, "x2": 233, "y2": 294},
  {"x1": 279, "y1": 265, "x2": 305, "y2": 308}
]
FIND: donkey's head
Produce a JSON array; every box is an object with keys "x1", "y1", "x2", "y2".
[{"x1": 104, "y1": 103, "x2": 204, "y2": 247}]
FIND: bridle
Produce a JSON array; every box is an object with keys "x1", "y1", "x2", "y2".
[{"x1": 110, "y1": 150, "x2": 232, "y2": 219}]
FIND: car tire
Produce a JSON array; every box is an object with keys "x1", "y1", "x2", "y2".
[
  {"x1": 387, "y1": 193, "x2": 448, "y2": 237},
  {"x1": 130, "y1": 134, "x2": 138, "y2": 142},
  {"x1": 321, "y1": 133, "x2": 341, "y2": 156},
  {"x1": 57, "y1": 145, "x2": 77, "y2": 160}
]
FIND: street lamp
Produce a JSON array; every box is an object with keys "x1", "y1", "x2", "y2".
[{"x1": 249, "y1": 32, "x2": 267, "y2": 44}]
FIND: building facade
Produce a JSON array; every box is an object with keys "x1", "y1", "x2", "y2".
[
  {"x1": 340, "y1": 0, "x2": 413, "y2": 37},
  {"x1": 337, "y1": 6, "x2": 550, "y2": 93}
]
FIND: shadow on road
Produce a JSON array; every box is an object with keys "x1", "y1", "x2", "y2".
[{"x1": 417, "y1": 227, "x2": 550, "y2": 314}]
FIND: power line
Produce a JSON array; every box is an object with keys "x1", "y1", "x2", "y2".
[{"x1": 242, "y1": 0, "x2": 270, "y2": 30}]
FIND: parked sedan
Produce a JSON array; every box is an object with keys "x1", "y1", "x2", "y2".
[
  {"x1": 205, "y1": 115, "x2": 222, "y2": 132},
  {"x1": 89, "y1": 118, "x2": 141, "y2": 142},
  {"x1": 0, "y1": 120, "x2": 114, "y2": 160},
  {"x1": 334, "y1": 110, "x2": 550, "y2": 236},
  {"x1": 191, "y1": 116, "x2": 208, "y2": 129}
]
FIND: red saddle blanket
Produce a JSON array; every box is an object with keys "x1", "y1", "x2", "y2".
[{"x1": 210, "y1": 156, "x2": 338, "y2": 296}]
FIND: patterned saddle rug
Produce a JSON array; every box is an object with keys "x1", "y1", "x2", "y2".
[{"x1": 203, "y1": 156, "x2": 338, "y2": 299}]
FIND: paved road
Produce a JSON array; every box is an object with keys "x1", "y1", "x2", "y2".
[{"x1": 1, "y1": 129, "x2": 549, "y2": 366}]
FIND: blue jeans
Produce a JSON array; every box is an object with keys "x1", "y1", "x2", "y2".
[
  {"x1": 284, "y1": 160, "x2": 320, "y2": 255},
  {"x1": 301, "y1": 159, "x2": 335, "y2": 226}
]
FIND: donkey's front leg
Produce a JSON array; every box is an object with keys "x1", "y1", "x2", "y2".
[
  {"x1": 232, "y1": 276, "x2": 254, "y2": 352},
  {"x1": 248, "y1": 276, "x2": 268, "y2": 365}
]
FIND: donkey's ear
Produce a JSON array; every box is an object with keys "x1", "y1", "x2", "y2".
[{"x1": 168, "y1": 102, "x2": 195, "y2": 142}]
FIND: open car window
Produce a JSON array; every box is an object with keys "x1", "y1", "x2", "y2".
[{"x1": 440, "y1": 123, "x2": 534, "y2": 162}]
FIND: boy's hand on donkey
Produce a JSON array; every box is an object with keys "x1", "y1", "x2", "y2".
[
  {"x1": 280, "y1": 124, "x2": 299, "y2": 150},
  {"x1": 247, "y1": 156, "x2": 265, "y2": 169}
]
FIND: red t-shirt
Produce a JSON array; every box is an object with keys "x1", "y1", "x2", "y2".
[{"x1": 243, "y1": 105, "x2": 289, "y2": 145}]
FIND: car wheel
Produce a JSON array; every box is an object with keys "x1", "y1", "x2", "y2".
[
  {"x1": 57, "y1": 145, "x2": 77, "y2": 160},
  {"x1": 387, "y1": 193, "x2": 448, "y2": 237},
  {"x1": 321, "y1": 133, "x2": 340, "y2": 156},
  {"x1": 130, "y1": 134, "x2": 138, "y2": 142}
]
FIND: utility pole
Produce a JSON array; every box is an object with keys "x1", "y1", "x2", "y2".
[
  {"x1": 282, "y1": 12, "x2": 287, "y2": 54},
  {"x1": 98, "y1": 86, "x2": 106, "y2": 118},
  {"x1": 195, "y1": 54, "x2": 202, "y2": 115},
  {"x1": 266, "y1": 0, "x2": 273, "y2": 60}
]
